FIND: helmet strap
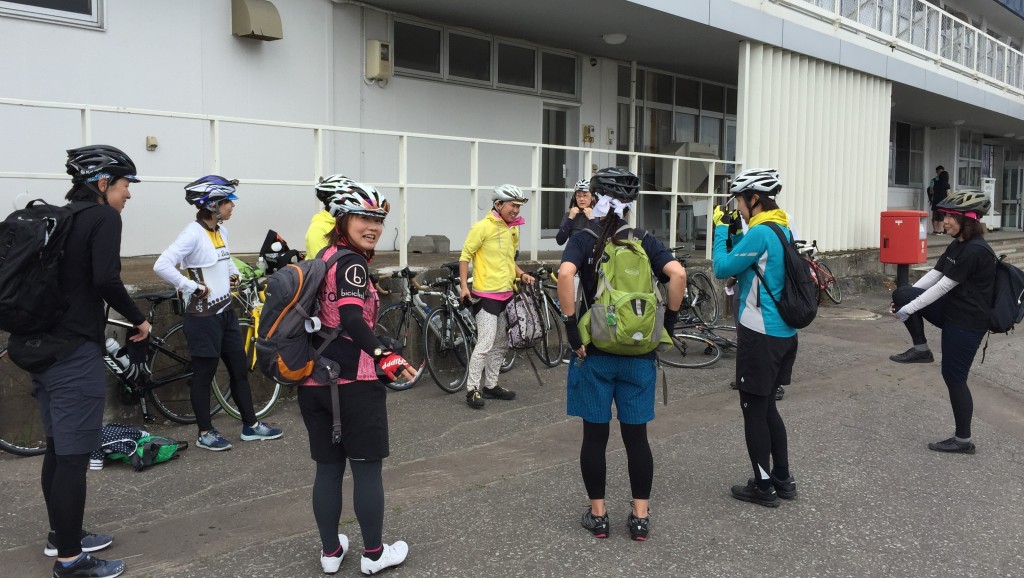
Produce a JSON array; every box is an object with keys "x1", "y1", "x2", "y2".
[{"x1": 83, "y1": 180, "x2": 109, "y2": 205}]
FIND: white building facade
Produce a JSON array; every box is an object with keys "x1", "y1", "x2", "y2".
[{"x1": 2, "y1": 0, "x2": 1023, "y2": 261}]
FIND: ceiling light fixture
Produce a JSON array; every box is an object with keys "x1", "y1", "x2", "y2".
[
  {"x1": 952, "y1": 119, "x2": 966, "y2": 126},
  {"x1": 1004, "y1": 132, "x2": 1016, "y2": 138},
  {"x1": 602, "y1": 33, "x2": 628, "y2": 45}
]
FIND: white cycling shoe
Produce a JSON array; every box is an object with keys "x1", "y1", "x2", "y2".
[
  {"x1": 360, "y1": 541, "x2": 408, "y2": 575},
  {"x1": 319, "y1": 534, "x2": 349, "y2": 574}
]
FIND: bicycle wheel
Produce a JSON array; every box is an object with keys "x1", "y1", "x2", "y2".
[
  {"x1": 532, "y1": 300, "x2": 565, "y2": 368},
  {"x1": 214, "y1": 319, "x2": 282, "y2": 421},
  {"x1": 687, "y1": 271, "x2": 719, "y2": 325},
  {"x1": 147, "y1": 323, "x2": 218, "y2": 425},
  {"x1": 500, "y1": 349, "x2": 517, "y2": 373},
  {"x1": 423, "y1": 309, "x2": 470, "y2": 393},
  {"x1": 818, "y1": 262, "x2": 843, "y2": 304},
  {"x1": 0, "y1": 335, "x2": 47, "y2": 456},
  {"x1": 659, "y1": 333, "x2": 723, "y2": 369},
  {"x1": 375, "y1": 303, "x2": 426, "y2": 391}
]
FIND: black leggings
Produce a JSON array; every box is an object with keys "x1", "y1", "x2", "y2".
[
  {"x1": 580, "y1": 420, "x2": 653, "y2": 501},
  {"x1": 313, "y1": 460, "x2": 385, "y2": 553},
  {"x1": 41, "y1": 441, "x2": 90, "y2": 558},
  {"x1": 739, "y1": 389, "x2": 789, "y2": 483},
  {"x1": 191, "y1": 351, "x2": 257, "y2": 431}
]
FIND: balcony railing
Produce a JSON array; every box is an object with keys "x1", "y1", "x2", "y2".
[{"x1": 779, "y1": 0, "x2": 1024, "y2": 97}]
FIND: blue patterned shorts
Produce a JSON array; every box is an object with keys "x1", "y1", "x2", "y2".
[{"x1": 566, "y1": 353, "x2": 656, "y2": 424}]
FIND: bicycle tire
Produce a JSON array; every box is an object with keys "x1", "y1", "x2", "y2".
[
  {"x1": 818, "y1": 262, "x2": 843, "y2": 304},
  {"x1": 147, "y1": 323, "x2": 219, "y2": 425},
  {"x1": 704, "y1": 324, "x2": 739, "y2": 353},
  {"x1": 532, "y1": 300, "x2": 565, "y2": 368},
  {"x1": 0, "y1": 336, "x2": 47, "y2": 456},
  {"x1": 659, "y1": 333, "x2": 723, "y2": 369},
  {"x1": 500, "y1": 349, "x2": 517, "y2": 373},
  {"x1": 423, "y1": 309, "x2": 471, "y2": 393},
  {"x1": 375, "y1": 304, "x2": 426, "y2": 391},
  {"x1": 214, "y1": 319, "x2": 282, "y2": 421},
  {"x1": 687, "y1": 271, "x2": 719, "y2": 325}
]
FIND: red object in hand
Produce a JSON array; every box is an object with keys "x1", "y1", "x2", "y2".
[{"x1": 376, "y1": 352, "x2": 409, "y2": 381}]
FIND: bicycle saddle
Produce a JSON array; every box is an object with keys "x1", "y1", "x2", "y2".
[{"x1": 134, "y1": 289, "x2": 177, "y2": 302}]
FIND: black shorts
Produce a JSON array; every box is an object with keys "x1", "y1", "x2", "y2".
[
  {"x1": 31, "y1": 341, "x2": 106, "y2": 455},
  {"x1": 735, "y1": 324, "x2": 798, "y2": 397},
  {"x1": 182, "y1": 308, "x2": 243, "y2": 358},
  {"x1": 297, "y1": 381, "x2": 389, "y2": 463}
]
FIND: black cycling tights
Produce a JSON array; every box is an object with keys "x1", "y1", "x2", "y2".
[
  {"x1": 580, "y1": 420, "x2": 653, "y2": 501},
  {"x1": 41, "y1": 441, "x2": 90, "y2": 558},
  {"x1": 739, "y1": 389, "x2": 790, "y2": 485},
  {"x1": 313, "y1": 460, "x2": 385, "y2": 553},
  {"x1": 191, "y1": 352, "x2": 257, "y2": 432}
]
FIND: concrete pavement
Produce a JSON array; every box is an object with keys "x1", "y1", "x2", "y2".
[{"x1": 2, "y1": 287, "x2": 1024, "y2": 577}]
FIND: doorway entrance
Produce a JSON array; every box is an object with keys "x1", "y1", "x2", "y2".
[
  {"x1": 1001, "y1": 165, "x2": 1023, "y2": 229},
  {"x1": 541, "y1": 107, "x2": 578, "y2": 236}
]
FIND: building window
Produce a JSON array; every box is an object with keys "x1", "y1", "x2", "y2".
[
  {"x1": 448, "y1": 32, "x2": 491, "y2": 83},
  {"x1": 958, "y1": 129, "x2": 983, "y2": 187},
  {"x1": 0, "y1": 0, "x2": 103, "y2": 28},
  {"x1": 540, "y1": 52, "x2": 576, "y2": 96},
  {"x1": 497, "y1": 43, "x2": 535, "y2": 89},
  {"x1": 394, "y1": 21, "x2": 442, "y2": 75},
  {"x1": 889, "y1": 121, "x2": 924, "y2": 186}
]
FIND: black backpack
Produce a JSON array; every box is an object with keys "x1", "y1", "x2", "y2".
[
  {"x1": 982, "y1": 248, "x2": 1024, "y2": 334},
  {"x1": 0, "y1": 200, "x2": 91, "y2": 335},
  {"x1": 750, "y1": 222, "x2": 818, "y2": 329}
]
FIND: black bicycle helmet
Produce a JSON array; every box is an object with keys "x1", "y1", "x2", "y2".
[
  {"x1": 65, "y1": 145, "x2": 140, "y2": 184},
  {"x1": 590, "y1": 167, "x2": 640, "y2": 202},
  {"x1": 184, "y1": 175, "x2": 239, "y2": 210},
  {"x1": 936, "y1": 189, "x2": 991, "y2": 219}
]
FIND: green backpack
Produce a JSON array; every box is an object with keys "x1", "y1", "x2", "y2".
[
  {"x1": 578, "y1": 226, "x2": 671, "y2": 356},
  {"x1": 108, "y1": 435, "x2": 187, "y2": 472}
]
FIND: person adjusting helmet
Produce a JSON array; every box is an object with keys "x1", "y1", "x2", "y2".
[
  {"x1": 66, "y1": 145, "x2": 141, "y2": 184},
  {"x1": 492, "y1": 184, "x2": 528, "y2": 205},
  {"x1": 325, "y1": 182, "x2": 390, "y2": 218},
  {"x1": 590, "y1": 167, "x2": 640, "y2": 202},
  {"x1": 936, "y1": 189, "x2": 991, "y2": 220},
  {"x1": 315, "y1": 174, "x2": 357, "y2": 206},
  {"x1": 184, "y1": 175, "x2": 239, "y2": 221},
  {"x1": 729, "y1": 168, "x2": 782, "y2": 198}
]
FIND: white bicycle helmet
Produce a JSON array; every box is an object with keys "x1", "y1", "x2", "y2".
[
  {"x1": 729, "y1": 168, "x2": 782, "y2": 197},
  {"x1": 492, "y1": 184, "x2": 528, "y2": 204},
  {"x1": 315, "y1": 174, "x2": 356, "y2": 205},
  {"x1": 574, "y1": 179, "x2": 590, "y2": 193},
  {"x1": 184, "y1": 175, "x2": 239, "y2": 211},
  {"x1": 325, "y1": 182, "x2": 390, "y2": 218}
]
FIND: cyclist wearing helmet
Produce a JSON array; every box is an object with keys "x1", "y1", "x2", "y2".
[
  {"x1": 154, "y1": 175, "x2": 283, "y2": 452},
  {"x1": 302, "y1": 182, "x2": 412, "y2": 575},
  {"x1": 555, "y1": 178, "x2": 596, "y2": 246},
  {"x1": 458, "y1": 184, "x2": 533, "y2": 409},
  {"x1": 7, "y1": 145, "x2": 149, "y2": 578},
  {"x1": 889, "y1": 190, "x2": 996, "y2": 454},
  {"x1": 306, "y1": 174, "x2": 356, "y2": 259},
  {"x1": 557, "y1": 167, "x2": 686, "y2": 541},
  {"x1": 711, "y1": 167, "x2": 798, "y2": 508}
]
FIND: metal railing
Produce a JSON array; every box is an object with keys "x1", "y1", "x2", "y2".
[
  {"x1": 780, "y1": 0, "x2": 1024, "y2": 97},
  {"x1": 0, "y1": 97, "x2": 733, "y2": 264}
]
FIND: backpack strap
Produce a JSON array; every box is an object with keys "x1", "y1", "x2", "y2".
[{"x1": 749, "y1": 222, "x2": 789, "y2": 310}]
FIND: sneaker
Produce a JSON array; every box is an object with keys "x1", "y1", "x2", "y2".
[
  {"x1": 360, "y1": 541, "x2": 408, "y2": 575},
  {"x1": 196, "y1": 429, "x2": 232, "y2": 451},
  {"x1": 730, "y1": 480, "x2": 780, "y2": 508},
  {"x1": 320, "y1": 533, "x2": 349, "y2": 574},
  {"x1": 482, "y1": 385, "x2": 516, "y2": 400},
  {"x1": 89, "y1": 459, "x2": 104, "y2": 471},
  {"x1": 889, "y1": 347, "x2": 934, "y2": 363},
  {"x1": 52, "y1": 554, "x2": 125, "y2": 578},
  {"x1": 775, "y1": 386, "x2": 785, "y2": 401},
  {"x1": 748, "y1": 475, "x2": 797, "y2": 499},
  {"x1": 241, "y1": 421, "x2": 283, "y2": 441},
  {"x1": 627, "y1": 507, "x2": 650, "y2": 541},
  {"x1": 928, "y1": 437, "x2": 976, "y2": 454},
  {"x1": 580, "y1": 508, "x2": 609, "y2": 538},
  {"x1": 44, "y1": 531, "x2": 113, "y2": 557},
  {"x1": 466, "y1": 389, "x2": 485, "y2": 409}
]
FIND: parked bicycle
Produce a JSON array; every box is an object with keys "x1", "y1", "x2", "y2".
[
  {"x1": 373, "y1": 267, "x2": 436, "y2": 391},
  {"x1": 422, "y1": 262, "x2": 516, "y2": 393},
  {"x1": 228, "y1": 275, "x2": 283, "y2": 419},
  {"x1": 0, "y1": 332, "x2": 46, "y2": 456},
  {"x1": 661, "y1": 305, "x2": 738, "y2": 369},
  {"x1": 668, "y1": 247, "x2": 720, "y2": 325},
  {"x1": 526, "y1": 265, "x2": 567, "y2": 367},
  {"x1": 796, "y1": 240, "x2": 842, "y2": 304}
]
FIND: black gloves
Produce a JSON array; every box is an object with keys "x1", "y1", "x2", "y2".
[
  {"x1": 564, "y1": 316, "x2": 583, "y2": 352},
  {"x1": 663, "y1": 308, "x2": 679, "y2": 337}
]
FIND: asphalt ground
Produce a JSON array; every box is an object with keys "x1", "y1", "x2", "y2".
[{"x1": 2, "y1": 270, "x2": 1024, "y2": 577}]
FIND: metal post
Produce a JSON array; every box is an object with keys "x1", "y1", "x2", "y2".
[
  {"x1": 530, "y1": 145, "x2": 540, "y2": 260},
  {"x1": 81, "y1": 107, "x2": 92, "y2": 145},
  {"x1": 398, "y1": 135, "x2": 408, "y2": 268},
  {"x1": 210, "y1": 119, "x2": 220, "y2": 173},
  {"x1": 895, "y1": 264, "x2": 910, "y2": 287}
]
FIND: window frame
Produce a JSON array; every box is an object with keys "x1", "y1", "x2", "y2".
[
  {"x1": 0, "y1": 0, "x2": 103, "y2": 29},
  {"x1": 495, "y1": 40, "x2": 538, "y2": 93},
  {"x1": 538, "y1": 50, "x2": 578, "y2": 99},
  {"x1": 392, "y1": 19, "x2": 444, "y2": 79},
  {"x1": 445, "y1": 29, "x2": 493, "y2": 87}
]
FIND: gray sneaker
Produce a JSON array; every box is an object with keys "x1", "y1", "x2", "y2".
[
  {"x1": 240, "y1": 421, "x2": 283, "y2": 441},
  {"x1": 197, "y1": 429, "x2": 232, "y2": 451},
  {"x1": 44, "y1": 531, "x2": 113, "y2": 557}
]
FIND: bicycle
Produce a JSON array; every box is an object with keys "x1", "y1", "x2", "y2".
[
  {"x1": 422, "y1": 262, "x2": 516, "y2": 393},
  {"x1": 797, "y1": 240, "x2": 842, "y2": 304},
  {"x1": 373, "y1": 267, "x2": 437, "y2": 391},
  {"x1": 526, "y1": 265, "x2": 567, "y2": 368},
  {"x1": 660, "y1": 299, "x2": 737, "y2": 370},
  {"x1": 226, "y1": 275, "x2": 283, "y2": 420},
  {"x1": 0, "y1": 332, "x2": 46, "y2": 456},
  {"x1": 668, "y1": 247, "x2": 719, "y2": 325}
]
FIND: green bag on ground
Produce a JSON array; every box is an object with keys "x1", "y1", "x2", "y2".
[
  {"x1": 108, "y1": 435, "x2": 187, "y2": 472},
  {"x1": 578, "y1": 226, "x2": 670, "y2": 356}
]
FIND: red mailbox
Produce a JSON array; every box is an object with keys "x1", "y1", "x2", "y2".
[{"x1": 880, "y1": 210, "x2": 928, "y2": 264}]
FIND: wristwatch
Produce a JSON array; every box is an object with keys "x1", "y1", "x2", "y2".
[{"x1": 372, "y1": 347, "x2": 384, "y2": 359}]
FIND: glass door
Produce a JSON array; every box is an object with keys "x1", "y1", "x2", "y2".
[
  {"x1": 540, "y1": 107, "x2": 568, "y2": 234},
  {"x1": 1001, "y1": 166, "x2": 1022, "y2": 229}
]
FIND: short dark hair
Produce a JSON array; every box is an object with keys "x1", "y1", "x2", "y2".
[
  {"x1": 948, "y1": 212, "x2": 986, "y2": 241},
  {"x1": 935, "y1": 165, "x2": 945, "y2": 172}
]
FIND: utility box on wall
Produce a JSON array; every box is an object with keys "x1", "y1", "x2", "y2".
[
  {"x1": 880, "y1": 210, "x2": 928, "y2": 264},
  {"x1": 366, "y1": 40, "x2": 393, "y2": 80}
]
